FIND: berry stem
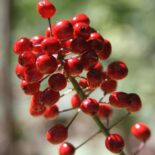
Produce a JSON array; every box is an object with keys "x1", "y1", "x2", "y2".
[
  {"x1": 59, "y1": 107, "x2": 76, "y2": 113},
  {"x1": 60, "y1": 88, "x2": 74, "y2": 98},
  {"x1": 108, "y1": 112, "x2": 130, "y2": 130},
  {"x1": 133, "y1": 142, "x2": 145, "y2": 155},
  {"x1": 48, "y1": 18, "x2": 52, "y2": 37},
  {"x1": 76, "y1": 130, "x2": 101, "y2": 150}
]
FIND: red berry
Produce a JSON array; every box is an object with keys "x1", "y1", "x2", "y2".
[
  {"x1": 15, "y1": 64, "x2": 26, "y2": 80},
  {"x1": 41, "y1": 88, "x2": 60, "y2": 106},
  {"x1": 80, "y1": 51, "x2": 98, "y2": 70},
  {"x1": 44, "y1": 105, "x2": 59, "y2": 119},
  {"x1": 88, "y1": 32, "x2": 103, "y2": 41},
  {"x1": 78, "y1": 78, "x2": 88, "y2": 88},
  {"x1": 59, "y1": 142, "x2": 75, "y2": 155},
  {"x1": 127, "y1": 93, "x2": 142, "y2": 112},
  {"x1": 20, "y1": 80, "x2": 40, "y2": 95},
  {"x1": 109, "y1": 92, "x2": 129, "y2": 108},
  {"x1": 64, "y1": 58, "x2": 83, "y2": 76},
  {"x1": 101, "y1": 79, "x2": 117, "y2": 93},
  {"x1": 97, "y1": 103, "x2": 113, "y2": 119},
  {"x1": 87, "y1": 69, "x2": 103, "y2": 88},
  {"x1": 80, "y1": 98, "x2": 99, "y2": 115},
  {"x1": 24, "y1": 66, "x2": 43, "y2": 83},
  {"x1": 36, "y1": 54, "x2": 57, "y2": 74},
  {"x1": 37, "y1": 0, "x2": 56, "y2": 18},
  {"x1": 92, "y1": 62, "x2": 103, "y2": 71},
  {"x1": 52, "y1": 20, "x2": 73, "y2": 40},
  {"x1": 18, "y1": 51, "x2": 35, "y2": 67},
  {"x1": 13, "y1": 37, "x2": 32, "y2": 54},
  {"x1": 45, "y1": 26, "x2": 53, "y2": 37},
  {"x1": 131, "y1": 122, "x2": 151, "y2": 142},
  {"x1": 74, "y1": 22, "x2": 91, "y2": 39},
  {"x1": 107, "y1": 61, "x2": 128, "y2": 80},
  {"x1": 41, "y1": 38, "x2": 60, "y2": 55},
  {"x1": 70, "y1": 37, "x2": 88, "y2": 54},
  {"x1": 105, "y1": 134, "x2": 125, "y2": 153},
  {"x1": 46, "y1": 124, "x2": 68, "y2": 144},
  {"x1": 96, "y1": 39, "x2": 112, "y2": 60},
  {"x1": 71, "y1": 13, "x2": 90, "y2": 25},
  {"x1": 71, "y1": 94, "x2": 81, "y2": 108},
  {"x1": 48, "y1": 73, "x2": 67, "y2": 91}
]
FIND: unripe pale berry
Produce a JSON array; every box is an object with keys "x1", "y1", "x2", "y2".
[
  {"x1": 105, "y1": 134, "x2": 125, "y2": 154},
  {"x1": 37, "y1": 0, "x2": 56, "y2": 19},
  {"x1": 46, "y1": 124, "x2": 68, "y2": 144},
  {"x1": 131, "y1": 122, "x2": 151, "y2": 142},
  {"x1": 59, "y1": 142, "x2": 75, "y2": 155}
]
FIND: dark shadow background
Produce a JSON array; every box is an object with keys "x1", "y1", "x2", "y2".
[{"x1": 0, "y1": 0, "x2": 155, "y2": 155}]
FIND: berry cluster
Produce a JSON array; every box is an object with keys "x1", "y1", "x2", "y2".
[{"x1": 13, "y1": 1, "x2": 151, "y2": 155}]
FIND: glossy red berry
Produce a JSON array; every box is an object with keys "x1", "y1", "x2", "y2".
[
  {"x1": 127, "y1": 93, "x2": 142, "y2": 112},
  {"x1": 13, "y1": 37, "x2": 32, "y2": 54},
  {"x1": 36, "y1": 54, "x2": 57, "y2": 74},
  {"x1": 87, "y1": 69, "x2": 103, "y2": 88},
  {"x1": 59, "y1": 142, "x2": 75, "y2": 155},
  {"x1": 71, "y1": 94, "x2": 81, "y2": 108},
  {"x1": 52, "y1": 20, "x2": 73, "y2": 40},
  {"x1": 64, "y1": 58, "x2": 83, "y2": 76},
  {"x1": 41, "y1": 88, "x2": 60, "y2": 107},
  {"x1": 44, "y1": 105, "x2": 59, "y2": 119},
  {"x1": 88, "y1": 32, "x2": 103, "y2": 41},
  {"x1": 41, "y1": 38, "x2": 60, "y2": 55},
  {"x1": 20, "y1": 80, "x2": 40, "y2": 95},
  {"x1": 109, "y1": 92, "x2": 129, "y2": 108},
  {"x1": 48, "y1": 73, "x2": 67, "y2": 91},
  {"x1": 15, "y1": 64, "x2": 26, "y2": 80},
  {"x1": 101, "y1": 79, "x2": 117, "y2": 93},
  {"x1": 80, "y1": 51, "x2": 98, "y2": 70},
  {"x1": 80, "y1": 98, "x2": 99, "y2": 115},
  {"x1": 71, "y1": 13, "x2": 90, "y2": 25},
  {"x1": 18, "y1": 51, "x2": 35, "y2": 67},
  {"x1": 107, "y1": 61, "x2": 128, "y2": 80},
  {"x1": 37, "y1": 0, "x2": 56, "y2": 18},
  {"x1": 131, "y1": 122, "x2": 151, "y2": 142},
  {"x1": 74, "y1": 22, "x2": 91, "y2": 39},
  {"x1": 29, "y1": 104, "x2": 46, "y2": 116},
  {"x1": 92, "y1": 62, "x2": 103, "y2": 71},
  {"x1": 46, "y1": 124, "x2": 68, "y2": 144},
  {"x1": 97, "y1": 103, "x2": 113, "y2": 119},
  {"x1": 70, "y1": 37, "x2": 88, "y2": 54},
  {"x1": 78, "y1": 78, "x2": 88, "y2": 88},
  {"x1": 105, "y1": 134, "x2": 125, "y2": 153},
  {"x1": 24, "y1": 66, "x2": 43, "y2": 83}
]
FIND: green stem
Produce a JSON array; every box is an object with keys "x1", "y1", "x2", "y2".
[{"x1": 69, "y1": 76, "x2": 126, "y2": 155}]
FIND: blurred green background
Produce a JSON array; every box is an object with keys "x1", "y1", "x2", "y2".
[{"x1": 0, "y1": 0, "x2": 155, "y2": 155}]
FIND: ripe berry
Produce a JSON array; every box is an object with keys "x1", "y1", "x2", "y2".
[
  {"x1": 74, "y1": 22, "x2": 91, "y2": 39},
  {"x1": 127, "y1": 93, "x2": 142, "y2": 112},
  {"x1": 107, "y1": 61, "x2": 128, "y2": 80},
  {"x1": 101, "y1": 79, "x2": 117, "y2": 93},
  {"x1": 80, "y1": 51, "x2": 98, "y2": 70},
  {"x1": 80, "y1": 98, "x2": 99, "y2": 115},
  {"x1": 78, "y1": 78, "x2": 88, "y2": 88},
  {"x1": 36, "y1": 54, "x2": 57, "y2": 74},
  {"x1": 44, "y1": 105, "x2": 59, "y2": 119},
  {"x1": 46, "y1": 124, "x2": 68, "y2": 144},
  {"x1": 131, "y1": 122, "x2": 151, "y2": 142},
  {"x1": 29, "y1": 104, "x2": 46, "y2": 116},
  {"x1": 97, "y1": 103, "x2": 113, "y2": 119},
  {"x1": 37, "y1": 0, "x2": 56, "y2": 18},
  {"x1": 71, "y1": 13, "x2": 90, "y2": 25},
  {"x1": 41, "y1": 38, "x2": 60, "y2": 55},
  {"x1": 88, "y1": 32, "x2": 103, "y2": 40},
  {"x1": 15, "y1": 64, "x2": 26, "y2": 80},
  {"x1": 48, "y1": 73, "x2": 67, "y2": 91},
  {"x1": 52, "y1": 20, "x2": 73, "y2": 40},
  {"x1": 59, "y1": 142, "x2": 75, "y2": 155},
  {"x1": 41, "y1": 88, "x2": 60, "y2": 107},
  {"x1": 24, "y1": 66, "x2": 43, "y2": 83},
  {"x1": 20, "y1": 80, "x2": 40, "y2": 95},
  {"x1": 70, "y1": 37, "x2": 88, "y2": 54},
  {"x1": 18, "y1": 51, "x2": 35, "y2": 67},
  {"x1": 64, "y1": 58, "x2": 83, "y2": 76},
  {"x1": 105, "y1": 134, "x2": 125, "y2": 153},
  {"x1": 92, "y1": 62, "x2": 103, "y2": 71},
  {"x1": 71, "y1": 94, "x2": 81, "y2": 108},
  {"x1": 87, "y1": 69, "x2": 103, "y2": 88},
  {"x1": 109, "y1": 92, "x2": 129, "y2": 108},
  {"x1": 13, "y1": 37, "x2": 32, "y2": 54}
]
